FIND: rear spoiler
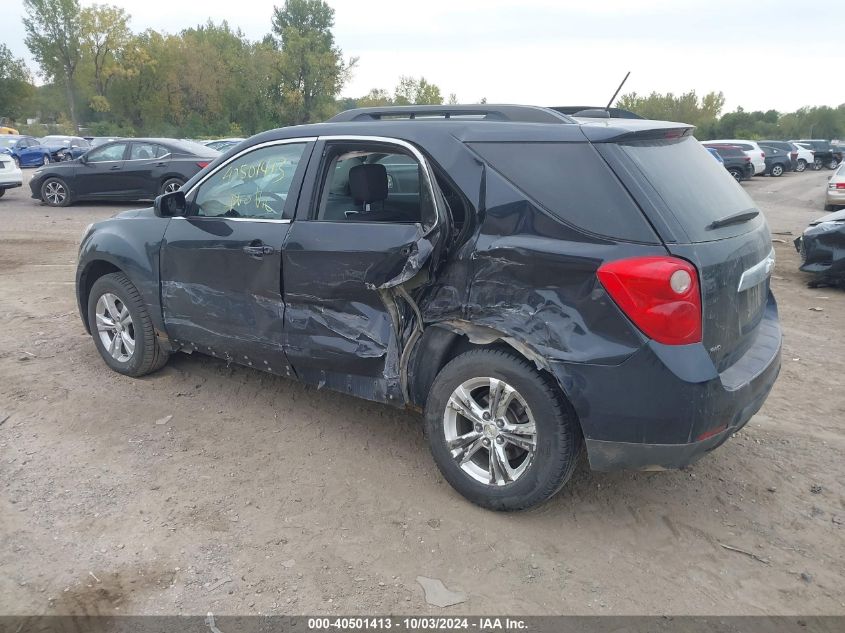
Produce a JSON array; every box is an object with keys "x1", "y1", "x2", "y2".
[{"x1": 578, "y1": 121, "x2": 696, "y2": 143}]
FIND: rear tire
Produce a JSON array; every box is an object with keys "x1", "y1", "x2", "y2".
[
  {"x1": 160, "y1": 178, "x2": 184, "y2": 195},
  {"x1": 796, "y1": 159, "x2": 806, "y2": 172},
  {"x1": 40, "y1": 177, "x2": 71, "y2": 207},
  {"x1": 813, "y1": 158, "x2": 823, "y2": 170},
  {"x1": 825, "y1": 204, "x2": 835, "y2": 211},
  {"x1": 424, "y1": 349, "x2": 582, "y2": 511},
  {"x1": 728, "y1": 168, "x2": 743, "y2": 182},
  {"x1": 827, "y1": 159, "x2": 839, "y2": 170},
  {"x1": 87, "y1": 272, "x2": 169, "y2": 377}
]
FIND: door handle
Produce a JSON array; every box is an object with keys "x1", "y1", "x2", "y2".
[
  {"x1": 243, "y1": 243, "x2": 274, "y2": 259},
  {"x1": 109, "y1": 165, "x2": 121, "y2": 170},
  {"x1": 155, "y1": 162, "x2": 167, "y2": 167}
]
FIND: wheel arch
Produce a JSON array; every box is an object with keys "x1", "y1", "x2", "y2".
[
  {"x1": 77, "y1": 259, "x2": 123, "y2": 334},
  {"x1": 407, "y1": 321, "x2": 584, "y2": 434}
]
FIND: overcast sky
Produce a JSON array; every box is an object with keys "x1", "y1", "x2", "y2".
[{"x1": 2, "y1": 0, "x2": 842, "y2": 112}]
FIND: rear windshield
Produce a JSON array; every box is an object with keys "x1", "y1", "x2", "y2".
[
  {"x1": 618, "y1": 136, "x2": 758, "y2": 242},
  {"x1": 467, "y1": 141, "x2": 657, "y2": 242},
  {"x1": 707, "y1": 145, "x2": 744, "y2": 157}
]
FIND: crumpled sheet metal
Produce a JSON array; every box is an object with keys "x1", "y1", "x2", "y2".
[
  {"x1": 795, "y1": 208, "x2": 845, "y2": 286},
  {"x1": 367, "y1": 236, "x2": 435, "y2": 291}
]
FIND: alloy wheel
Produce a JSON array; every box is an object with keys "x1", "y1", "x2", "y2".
[
  {"x1": 771, "y1": 164, "x2": 783, "y2": 177},
  {"x1": 443, "y1": 377, "x2": 537, "y2": 486},
  {"x1": 163, "y1": 181, "x2": 182, "y2": 194},
  {"x1": 95, "y1": 292, "x2": 135, "y2": 363},
  {"x1": 43, "y1": 181, "x2": 67, "y2": 205}
]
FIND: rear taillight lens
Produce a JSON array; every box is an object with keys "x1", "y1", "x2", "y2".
[
  {"x1": 743, "y1": 156, "x2": 751, "y2": 162},
  {"x1": 760, "y1": 152, "x2": 765, "y2": 159},
  {"x1": 832, "y1": 182, "x2": 845, "y2": 190},
  {"x1": 196, "y1": 161, "x2": 210, "y2": 169},
  {"x1": 597, "y1": 256, "x2": 702, "y2": 346}
]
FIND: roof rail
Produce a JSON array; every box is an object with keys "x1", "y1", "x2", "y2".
[{"x1": 327, "y1": 104, "x2": 576, "y2": 124}]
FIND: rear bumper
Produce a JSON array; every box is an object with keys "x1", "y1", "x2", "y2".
[{"x1": 552, "y1": 294, "x2": 781, "y2": 471}]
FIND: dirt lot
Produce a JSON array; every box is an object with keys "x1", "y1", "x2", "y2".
[{"x1": 1, "y1": 168, "x2": 843, "y2": 617}]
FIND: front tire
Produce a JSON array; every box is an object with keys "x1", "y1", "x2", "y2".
[
  {"x1": 13, "y1": 156, "x2": 20, "y2": 168},
  {"x1": 813, "y1": 158, "x2": 823, "y2": 170},
  {"x1": 160, "y1": 178, "x2": 184, "y2": 195},
  {"x1": 87, "y1": 272, "x2": 169, "y2": 377},
  {"x1": 796, "y1": 159, "x2": 806, "y2": 172},
  {"x1": 770, "y1": 163, "x2": 784, "y2": 177},
  {"x1": 424, "y1": 349, "x2": 582, "y2": 511},
  {"x1": 40, "y1": 177, "x2": 71, "y2": 207}
]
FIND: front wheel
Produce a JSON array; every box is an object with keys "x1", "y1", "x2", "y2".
[
  {"x1": 42, "y1": 154, "x2": 50, "y2": 166},
  {"x1": 796, "y1": 159, "x2": 806, "y2": 172},
  {"x1": 770, "y1": 163, "x2": 784, "y2": 177},
  {"x1": 425, "y1": 349, "x2": 582, "y2": 511},
  {"x1": 160, "y1": 178, "x2": 184, "y2": 195},
  {"x1": 13, "y1": 156, "x2": 20, "y2": 168},
  {"x1": 87, "y1": 272, "x2": 169, "y2": 377},
  {"x1": 813, "y1": 158, "x2": 823, "y2": 170},
  {"x1": 40, "y1": 177, "x2": 71, "y2": 207},
  {"x1": 827, "y1": 159, "x2": 839, "y2": 170}
]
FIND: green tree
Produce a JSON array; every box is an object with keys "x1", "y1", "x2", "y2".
[
  {"x1": 270, "y1": 0, "x2": 355, "y2": 124},
  {"x1": 23, "y1": 0, "x2": 83, "y2": 130},
  {"x1": 617, "y1": 90, "x2": 724, "y2": 129},
  {"x1": 0, "y1": 44, "x2": 35, "y2": 121},
  {"x1": 393, "y1": 76, "x2": 443, "y2": 105},
  {"x1": 79, "y1": 3, "x2": 131, "y2": 111}
]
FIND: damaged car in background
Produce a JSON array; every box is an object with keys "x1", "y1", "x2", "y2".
[
  {"x1": 795, "y1": 166, "x2": 845, "y2": 287},
  {"x1": 76, "y1": 105, "x2": 782, "y2": 511}
]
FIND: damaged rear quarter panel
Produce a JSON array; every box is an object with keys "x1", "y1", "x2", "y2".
[{"x1": 464, "y1": 170, "x2": 660, "y2": 367}]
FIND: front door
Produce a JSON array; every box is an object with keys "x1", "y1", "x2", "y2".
[
  {"x1": 159, "y1": 139, "x2": 314, "y2": 373},
  {"x1": 283, "y1": 138, "x2": 440, "y2": 402},
  {"x1": 75, "y1": 141, "x2": 130, "y2": 197}
]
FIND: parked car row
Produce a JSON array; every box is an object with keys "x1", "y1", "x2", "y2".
[{"x1": 702, "y1": 137, "x2": 842, "y2": 180}]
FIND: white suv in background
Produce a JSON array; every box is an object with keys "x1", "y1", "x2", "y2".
[
  {"x1": 0, "y1": 151, "x2": 23, "y2": 198},
  {"x1": 791, "y1": 143, "x2": 815, "y2": 172},
  {"x1": 707, "y1": 139, "x2": 767, "y2": 175}
]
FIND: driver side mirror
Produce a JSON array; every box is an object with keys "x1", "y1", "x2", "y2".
[{"x1": 154, "y1": 190, "x2": 187, "y2": 218}]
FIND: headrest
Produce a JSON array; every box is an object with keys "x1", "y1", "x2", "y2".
[{"x1": 349, "y1": 163, "x2": 388, "y2": 204}]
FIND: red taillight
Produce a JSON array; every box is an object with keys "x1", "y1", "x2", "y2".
[
  {"x1": 196, "y1": 161, "x2": 210, "y2": 169},
  {"x1": 743, "y1": 156, "x2": 751, "y2": 162},
  {"x1": 597, "y1": 256, "x2": 702, "y2": 346},
  {"x1": 760, "y1": 152, "x2": 765, "y2": 159},
  {"x1": 835, "y1": 182, "x2": 845, "y2": 190}
]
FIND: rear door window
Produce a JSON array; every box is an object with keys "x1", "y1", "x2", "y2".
[
  {"x1": 617, "y1": 136, "x2": 759, "y2": 243},
  {"x1": 467, "y1": 141, "x2": 657, "y2": 243}
]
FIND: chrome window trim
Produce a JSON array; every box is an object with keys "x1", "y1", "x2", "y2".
[
  {"x1": 185, "y1": 137, "x2": 317, "y2": 199},
  {"x1": 315, "y1": 134, "x2": 442, "y2": 234},
  {"x1": 171, "y1": 217, "x2": 291, "y2": 224}
]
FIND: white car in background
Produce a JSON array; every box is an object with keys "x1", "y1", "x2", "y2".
[
  {"x1": 825, "y1": 163, "x2": 845, "y2": 211},
  {"x1": 791, "y1": 143, "x2": 815, "y2": 172},
  {"x1": 707, "y1": 139, "x2": 767, "y2": 175},
  {"x1": 0, "y1": 151, "x2": 23, "y2": 198}
]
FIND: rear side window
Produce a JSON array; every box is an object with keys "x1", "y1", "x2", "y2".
[
  {"x1": 618, "y1": 136, "x2": 757, "y2": 242},
  {"x1": 467, "y1": 141, "x2": 657, "y2": 242}
]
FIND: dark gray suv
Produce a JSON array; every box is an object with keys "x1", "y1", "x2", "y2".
[{"x1": 75, "y1": 105, "x2": 781, "y2": 510}]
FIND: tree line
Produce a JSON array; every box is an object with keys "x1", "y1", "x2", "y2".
[
  {"x1": 618, "y1": 91, "x2": 845, "y2": 140},
  {"x1": 1, "y1": 0, "x2": 842, "y2": 140}
]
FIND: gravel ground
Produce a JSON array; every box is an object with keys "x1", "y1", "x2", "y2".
[{"x1": 0, "y1": 168, "x2": 843, "y2": 616}]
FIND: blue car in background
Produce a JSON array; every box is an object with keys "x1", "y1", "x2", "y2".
[
  {"x1": 0, "y1": 135, "x2": 45, "y2": 167},
  {"x1": 0, "y1": 134, "x2": 91, "y2": 167},
  {"x1": 39, "y1": 135, "x2": 91, "y2": 160},
  {"x1": 706, "y1": 147, "x2": 725, "y2": 163}
]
